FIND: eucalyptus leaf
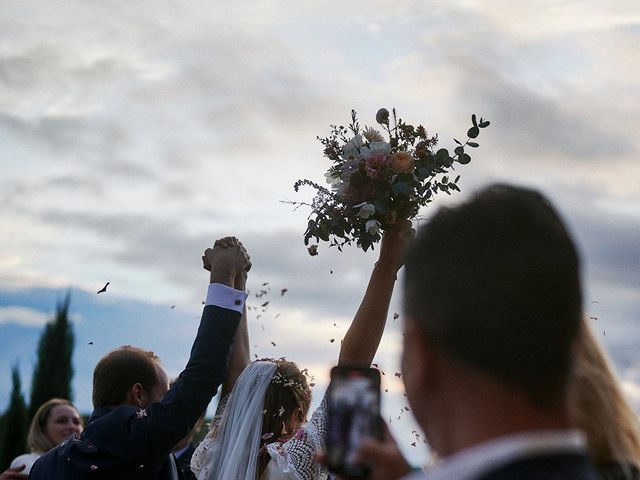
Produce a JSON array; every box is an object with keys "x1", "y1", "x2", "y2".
[{"x1": 458, "y1": 153, "x2": 471, "y2": 164}]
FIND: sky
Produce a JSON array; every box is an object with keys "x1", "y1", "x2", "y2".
[{"x1": 1, "y1": 0, "x2": 639, "y2": 466}]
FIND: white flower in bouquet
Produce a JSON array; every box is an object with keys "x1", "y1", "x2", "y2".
[
  {"x1": 365, "y1": 219, "x2": 381, "y2": 235},
  {"x1": 357, "y1": 203, "x2": 376, "y2": 219},
  {"x1": 342, "y1": 134, "x2": 364, "y2": 159},
  {"x1": 363, "y1": 126, "x2": 384, "y2": 143},
  {"x1": 360, "y1": 141, "x2": 391, "y2": 159},
  {"x1": 324, "y1": 169, "x2": 341, "y2": 186}
]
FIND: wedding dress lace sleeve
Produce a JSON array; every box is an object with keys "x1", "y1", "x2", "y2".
[
  {"x1": 190, "y1": 394, "x2": 229, "y2": 478},
  {"x1": 191, "y1": 393, "x2": 328, "y2": 480},
  {"x1": 264, "y1": 395, "x2": 328, "y2": 480}
]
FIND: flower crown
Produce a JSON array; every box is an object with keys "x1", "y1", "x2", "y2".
[{"x1": 255, "y1": 357, "x2": 313, "y2": 402}]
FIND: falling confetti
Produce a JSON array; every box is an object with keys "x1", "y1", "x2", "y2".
[
  {"x1": 329, "y1": 339, "x2": 335, "y2": 343},
  {"x1": 393, "y1": 313, "x2": 399, "y2": 320},
  {"x1": 262, "y1": 301, "x2": 269, "y2": 307},
  {"x1": 271, "y1": 341, "x2": 277, "y2": 346},
  {"x1": 281, "y1": 289, "x2": 288, "y2": 296},
  {"x1": 394, "y1": 372, "x2": 402, "y2": 378},
  {"x1": 97, "y1": 282, "x2": 110, "y2": 294}
]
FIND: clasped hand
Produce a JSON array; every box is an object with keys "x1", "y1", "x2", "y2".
[{"x1": 203, "y1": 236, "x2": 251, "y2": 288}]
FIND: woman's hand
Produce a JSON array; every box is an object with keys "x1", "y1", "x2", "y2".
[
  {"x1": 377, "y1": 220, "x2": 414, "y2": 272},
  {"x1": 202, "y1": 236, "x2": 251, "y2": 287}
]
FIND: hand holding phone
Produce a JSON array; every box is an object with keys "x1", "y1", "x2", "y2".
[{"x1": 327, "y1": 365, "x2": 382, "y2": 478}]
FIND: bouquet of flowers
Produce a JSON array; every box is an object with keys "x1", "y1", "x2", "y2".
[{"x1": 292, "y1": 108, "x2": 490, "y2": 253}]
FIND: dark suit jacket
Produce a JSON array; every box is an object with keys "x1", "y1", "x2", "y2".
[
  {"x1": 478, "y1": 452, "x2": 599, "y2": 480},
  {"x1": 30, "y1": 305, "x2": 240, "y2": 480},
  {"x1": 174, "y1": 443, "x2": 196, "y2": 480}
]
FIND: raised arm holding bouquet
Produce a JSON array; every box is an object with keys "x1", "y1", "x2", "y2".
[{"x1": 191, "y1": 221, "x2": 413, "y2": 480}]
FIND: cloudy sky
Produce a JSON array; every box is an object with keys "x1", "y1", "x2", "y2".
[{"x1": 1, "y1": 0, "x2": 639, "y2": 465}]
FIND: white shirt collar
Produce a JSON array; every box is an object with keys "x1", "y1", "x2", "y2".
[{"x1": 404, "y1": 430, "x2": 587, "y2": 480}]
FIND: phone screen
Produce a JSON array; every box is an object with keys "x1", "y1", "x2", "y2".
[{"x1": 327, "y1": 366, "x2": 381, "y2": 477}]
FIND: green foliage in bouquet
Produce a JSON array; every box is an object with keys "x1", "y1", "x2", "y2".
[{"x1": 293, "y1": 108, "x2": 490, "y2": 252}]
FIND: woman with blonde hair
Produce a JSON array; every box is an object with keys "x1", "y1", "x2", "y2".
[
  {"x1": 570, "y1": 320, "x2": 640, "y2": 480},
  {"x1": 7, "y1": 398, "x2": 83, "y2": 475}
]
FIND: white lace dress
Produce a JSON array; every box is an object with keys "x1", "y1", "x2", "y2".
[{"x1": 192, "y1": 395, "x2": 328, "y2": 480}]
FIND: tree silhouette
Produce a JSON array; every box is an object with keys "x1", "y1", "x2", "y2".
[
  {"x1": 29, "y1": 293, "x2": 75, "y2": 419},
  {"x1": 0, "y1": 366, "x2": 28, "y2": 470}
]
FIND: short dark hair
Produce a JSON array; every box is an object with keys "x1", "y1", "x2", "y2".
[
  {"x1": 92, "y1": 345, "x2": 161, "y2": 408},
  {"x1": 403, "y1": 184, "x2": 582, "y2": 406}
]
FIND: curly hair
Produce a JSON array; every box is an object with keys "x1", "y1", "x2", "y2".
[{"x1": 256, "y1": 359, "x2": 312, "y2": 478}]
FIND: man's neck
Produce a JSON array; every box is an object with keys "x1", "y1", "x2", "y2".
[
  {"x1": 446, "y1": 397, "x2": 570, "y2": 456},
  {"x1": 427, "y1": 367, "x2": 571, "y2": 458}
]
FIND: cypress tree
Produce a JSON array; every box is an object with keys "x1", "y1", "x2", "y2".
[
  {"x1": 29, "y1": 293, "x2": 75, "y2": 419},
  {"x1": 0, "y1": 366, "x2": 28, "y2": 470}
]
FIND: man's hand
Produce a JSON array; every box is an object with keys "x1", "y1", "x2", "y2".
[
  {"x1": 0, "y1": 464, "x2": 28, "y2": 480},
  {"x1": 202, "y1": 237, "x2": 251, "y2": 287},
  {"x1": 315, "y1": 424, "x2": 413, "y2": 480},
  {"x1": 354, "y1": 425, "x2": 413, "y2": 480}
]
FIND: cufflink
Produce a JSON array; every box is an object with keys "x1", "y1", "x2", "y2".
[{"x1": 234, "y1": 299, "x2": 242, "y2": 305}]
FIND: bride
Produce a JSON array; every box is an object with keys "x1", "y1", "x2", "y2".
[{"x1": 191, "y1": 221, "x2": 411, "y2": 480}]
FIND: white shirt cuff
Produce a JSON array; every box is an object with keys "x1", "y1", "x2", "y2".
[{"x1": 206, "y1": 283, "x2": 248, "y2": 313}]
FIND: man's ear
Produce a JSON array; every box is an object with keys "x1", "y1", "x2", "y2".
[
  {"x1": 126, "y1": 383, "x2": 146, "y2": 407},
  {"x1": 402, "y1": 320, "x2": 438, "y2": 395}
]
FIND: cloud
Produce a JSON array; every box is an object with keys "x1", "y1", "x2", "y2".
[
  {"x1": 32, "y1": 206, "x2": 381, "y2": 316},
  {"x1": 0, "y1": 306, "x2": 49, "y2": 326}
]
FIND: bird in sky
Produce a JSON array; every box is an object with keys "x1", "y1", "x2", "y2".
[{"x1": 97, "y1": 282, "x2": 110, "y2": 294}]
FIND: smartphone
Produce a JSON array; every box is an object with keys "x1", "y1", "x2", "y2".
[{"x1": 326, "y1": 365, "x2": 382, "y2": 478}]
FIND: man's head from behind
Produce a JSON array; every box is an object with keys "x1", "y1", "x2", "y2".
[
  {"x1": 93, "y1": 345, "x2": 169, "y2": 409},
  {"x1": 402, "y1": 184, "x2": 582, "y2": 428}
]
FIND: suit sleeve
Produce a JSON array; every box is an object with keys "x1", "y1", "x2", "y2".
[{"x1": 124, "y1": 304, "x2": 241, "y2": 466}]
